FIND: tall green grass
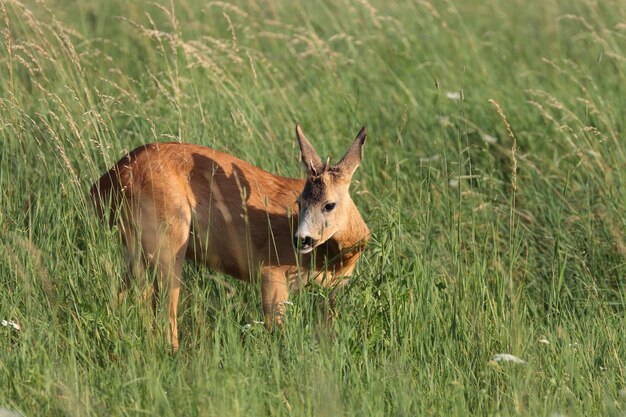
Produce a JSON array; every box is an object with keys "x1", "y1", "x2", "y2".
[{"x1": 0, "y1": 0, "x2": 624, "y2": 415}]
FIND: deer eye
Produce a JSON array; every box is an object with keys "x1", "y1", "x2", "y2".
[{"x1": 323, "y1": 202, "x2": 336, "y2": 212}]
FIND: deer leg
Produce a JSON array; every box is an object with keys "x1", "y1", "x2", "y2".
[
  {"x1": 325, "y1": 261, "x2": 357, "y2": 320},
  {"x1": 118, "y1": 225, "x2": 148, "y2": 305},
  {"x1": 153, "y1": 247, "x2": 186, "y2": 352},
  {"x1": 327, "y1": 278, "x2": 351, "y2": 321},
  {"x1": 261, "y1": 267, "x2": 290, "y2": 326},
  {"x1": 119, "y1": 250, "x2": 135, "y2": 305},
  {"x1": 119, "y1": 254, "x2": 149, "y2": 306},
  {"x1": 139, "y1": 203, "x2": 190, "y2": 352},
  {"x1": 157, "y1": 216, "x2": 190, "y2": 352}
]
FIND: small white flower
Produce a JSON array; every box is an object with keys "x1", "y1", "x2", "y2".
[
  {"x1": 481, "y1": 133, "x2": 498, "y2": 144},
  {"x1": 448, "y1": 178, "x2": 459, "y2": 188},
  {"x1": 539, "y1": 338, "x2": 550, "y2": 345},
  {"x1": 1, "y1": 320, "x2": 21, "y2": 331},
  {"x1": 491, "y1": 353, "x2": 526, "y2": 364},
  {"x1": 242, "y1": 324, "x2": 251, "y2": 332},
  {"x1": 446, "y1": 91, "x2": 461, "y2": 100}
]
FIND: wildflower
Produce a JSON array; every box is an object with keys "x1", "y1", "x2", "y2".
[
  {"x1": 446, "y1": 91, "x2": 461, "y2": 100},
  {"x1": 242, "y1": 324, "x2": 251, "y2": 332},
  {"x1": 491, "y1": 353, "x2": 526, "y2": 364},
  {"x1": 1, "y1": 320, "x2": 21, "y2": 331},
  {"x1": 538, "y1": 338, "x2": 550, "y2": 345}
]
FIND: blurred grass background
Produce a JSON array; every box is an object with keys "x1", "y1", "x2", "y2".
[{"x1": 0, "y1": 0, "x2": 625, "y2": 415}]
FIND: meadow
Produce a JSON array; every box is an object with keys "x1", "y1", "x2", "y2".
[{"x1": 0, "y1": 0, "x2": 625, "y2": 415}]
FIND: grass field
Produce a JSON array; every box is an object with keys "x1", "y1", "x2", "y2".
[{"x1": 1, "y1": 0, "x2": 625, "y2": 415}]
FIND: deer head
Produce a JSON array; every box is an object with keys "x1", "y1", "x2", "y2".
[{"x1": 293, "y1": 124, "x2": 367, "y2": 253}]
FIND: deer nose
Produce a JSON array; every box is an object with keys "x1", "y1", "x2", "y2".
[{"x1": 293, "y1": 234, "x2": 316, "y2": 250}]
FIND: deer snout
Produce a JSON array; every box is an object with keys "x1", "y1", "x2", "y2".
[{"x1": 293, "y1": 234, "x2": 316, "y2": 253}]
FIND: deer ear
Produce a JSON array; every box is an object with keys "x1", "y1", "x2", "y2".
[
  {"x1": 296, "y1": 124, "x2": 323, "y2": 176},
  {"x1": 335, "y1": 126, "x2": 367, "y2": 177}
]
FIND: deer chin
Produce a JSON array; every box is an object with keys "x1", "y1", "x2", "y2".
[{"x1": 298, "y1": 246, "x2": 314, "y2": 254}]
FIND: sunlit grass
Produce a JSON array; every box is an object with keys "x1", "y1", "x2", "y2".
[{"x1": 1, "y1": 0, "x2": 625, "y2": 415}]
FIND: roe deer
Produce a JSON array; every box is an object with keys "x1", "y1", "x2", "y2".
[{"x1": 90, "y1": 124, "x2": 370, "y2": 350}]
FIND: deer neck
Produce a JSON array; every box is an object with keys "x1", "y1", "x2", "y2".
[{"x1": 331, "y1": 199, "x2": 370, "y2": 253}]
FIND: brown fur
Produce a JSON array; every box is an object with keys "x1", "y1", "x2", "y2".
[{"x1": 90, "y1": 127, "x2": 369, "y2": 351}]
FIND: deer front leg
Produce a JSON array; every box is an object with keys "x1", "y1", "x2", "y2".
[
  {"x1": 325, "y1": 261, "x2": 357, "y2": 320},
  {"x1": 261, "y1": 267, "x2": 290, "y2": 326},
  {"x1": 327, "y1": 277, "x2": 351, "y2": 320}
]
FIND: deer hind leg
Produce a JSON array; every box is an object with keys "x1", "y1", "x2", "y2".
[
  {"x1": 118, "y1": 219, "x2": 149, "y2": 305},
  {"x1": 134, "y1": 201, "x2": 191, "y2": 352},
  {"x1": 119, "y1": 244, "x2": 143, "y2": 305},
  {"x1": 261, "y1": 267, "x2": 290, "y2": 326},
  {"x1": 152, "y1": 239, "x2": 187, "y2": 352}
]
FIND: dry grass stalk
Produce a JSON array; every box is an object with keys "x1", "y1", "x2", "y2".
[{"x1": 489, "y1": 99, "x2": 517, "y2": 192}]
